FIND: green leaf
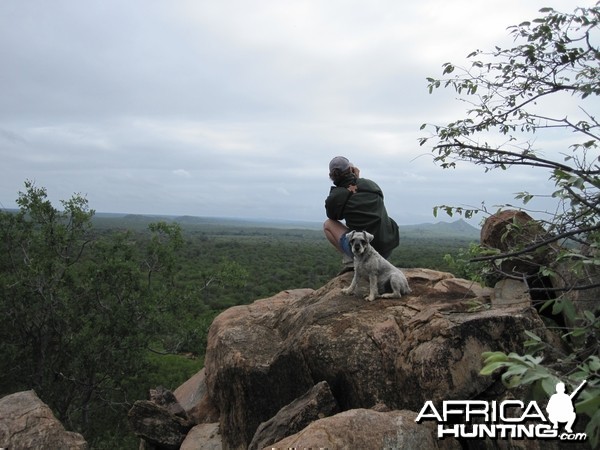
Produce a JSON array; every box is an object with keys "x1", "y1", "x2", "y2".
[
  {"x1": 561, "y1": 299, "x2": 577, "y2": 324},
  {"x1": 552, "y1": 299, "x2": 564, "y2": 315},
  {"x1": 576, "y1": 395, "x2": 600, "y2": 416},
  {"x1": 519, "y1": 371, "x2": 549, "y2": 385},
  {"x1": 480, "y1": 361, "x2": 508, "y2": 376},
  {"x1": 583, "y1": 310, "x2": 595, "y2": 323},
  {"x1": 538, "y1": 299, "x2": 554, "y2": 313},
  {"x1": 523, "y1": 330, "x2": 542, "y2": 342},
  {"x1": 482, "y1": 351, "x2": 508, "y2": 363},
  {"x1": 541, "y1": 376, "x2": 560, "y2": 396},
  {"x1": 503, "y1": 364, "x2": 528, "y2": 378},
  {"x1": 442, "y1": 63, "x2": 455, "y2": 75},
  {"x1": 586, "y1": 410, "x2": 600, "y2": 449},
  {"x1": 587, "y1": 356, "x2": 600, "y2": 372},
  {"x1": 567, "y1": 327, "x2": 587, "y2": 338}
]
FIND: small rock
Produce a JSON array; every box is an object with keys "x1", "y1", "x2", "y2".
[
  {"x1": 0, "y1": 390, "x2": 87, "y2": 450},
  {"x1": 127, "y1": 400, "x2": 192, "y2": 450}
]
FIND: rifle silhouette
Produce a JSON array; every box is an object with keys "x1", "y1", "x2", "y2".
[{"x1": 569, "y1": 380, "x2": 587, "y2": 400}]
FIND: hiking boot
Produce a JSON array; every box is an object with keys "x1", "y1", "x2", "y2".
[{"x1": 337, "y1": 254, "x2": 354, "y2": 276}]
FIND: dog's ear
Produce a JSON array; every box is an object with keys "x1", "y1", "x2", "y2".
[
  {"x1": 346, "y1": 230, "x2": 355, "y2": 240},
  {"x1": 364, "y1": 231, "x2": 374, "y2": 242}
]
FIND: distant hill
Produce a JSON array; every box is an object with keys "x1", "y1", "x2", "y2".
[
  {"x1": 91, "y1": 213, "x2": 325, "y2": 232},
  {"x1": 91, "y1": 213, "x2": 479, "y2": 240},
  {"x1": 400, "y1": 219, "x2": 480, "y2": 240},
  {"x1": 172, "y1": 215, "x2": 324, "y2": 230}
]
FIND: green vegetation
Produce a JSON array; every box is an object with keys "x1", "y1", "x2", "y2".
[
  {"x1": 423, "y1": 3, "x2": 599, "y2": 446},
  {"x1": 0, "y1": 181, "x2": 475, "y2": 447}
]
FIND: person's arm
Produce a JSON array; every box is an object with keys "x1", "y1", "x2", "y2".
[{"x1": 325, "y1": 187, "x2": 346, "y2": 220}]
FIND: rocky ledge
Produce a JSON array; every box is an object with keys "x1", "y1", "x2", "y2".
[{"x1": 130, "y1": 267, "x2": 556, "y2": 450}]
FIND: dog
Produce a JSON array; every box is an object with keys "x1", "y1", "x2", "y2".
[{"x1": 341, "y1": 230, "x2": 411, "y2": 301}]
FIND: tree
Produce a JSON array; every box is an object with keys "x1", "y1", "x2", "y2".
[
  {"x1": 420, "y1": 4, "x2": 599, "y2": 446},
  {"x1": 420, "y1": 3, "x2": 600, "y2": 290},
  {"x1": 0, "y1": 181, "x2": 180, "y2": 445},
  {"x1": 145, "y1": 221, "x2": 184, "y2": 289}
]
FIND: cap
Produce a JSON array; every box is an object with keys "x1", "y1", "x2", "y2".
[{"x1": 329, "y1": 156, "x2": 352, "y2": 173}]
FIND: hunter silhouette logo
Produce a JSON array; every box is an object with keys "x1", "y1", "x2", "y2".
[
  {"x1": 546, "y1": 380, "x2": 586, "y2": 433},
  {"x1": 415, "y1": 379, "x2": 589, "y2": 442}
]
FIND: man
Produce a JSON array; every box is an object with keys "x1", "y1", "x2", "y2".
[{"x1": 324, "y1": 156, "x2": 399, "y2": 271}]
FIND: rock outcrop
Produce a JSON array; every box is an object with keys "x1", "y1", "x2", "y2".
[
  {"x1": 248, "y1": 380, "x2": 339, "y2": 450},
  {"x1": 271, "y1": 408, "x2": 460, "y2": 449},
  {"x1": 481, "y1": 209, "x2": 600, "y2": 315},
  {"x1": 201, "y1": 269, "x2": 547, "y2": 449},
  {"x1": 174, "y1": 368, "x2": 219, "y2": 425},
  {"x1": 128, "y1": 394, "x2": 193, "y2": 449},
  {"x1": 180, "y1": 423, "x2": 221, "y2": 450},
  {"x1": 127, "y1": 258, "x2": 563, "y2": 449},
  {"x1": 0, "y1": 390, "x2": 87, "y2": 450},
  {"x1": 480, "y1": 209, "x2": 555, "y2": 276}
]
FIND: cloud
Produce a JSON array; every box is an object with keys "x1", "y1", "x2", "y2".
[
  {"x1": 0, "y1": 0, "x2": 590, "y2": 224},
  {"x1": 172, "y1": 169, "x2": 192, "y2": 178}
]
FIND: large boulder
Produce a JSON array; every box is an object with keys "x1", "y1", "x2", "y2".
[
  {"x1": 204, "y1": 269, "x2": 546, "y2": 449},
  {"x1": 174, "y1": 368, "x2": 219, "y2": 424},
  {"x1": 553, "y1": 250, "x2": 600, "y2": 315},
  {"x1": 204, "y1": 288, "x2": 315, "y2": 450},
  {"x1": 480, "y1": 210, "x2": 547, "y2": 253},
  {"x1": 480, "y1": 210, "x2": 554, "y2": 276},
  {"x1": 481, "y1": 210, "x2": 600, "y2": 315},
  {"x1": 0, "y1": 390, "x2": 87, "y2": 450},
  {"x1": 270, "y1": 408, "x2": 460, "y2": 449}
]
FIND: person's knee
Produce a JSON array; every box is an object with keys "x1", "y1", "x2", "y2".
[
  {"x1": 323, "y1": 219, "x2": 341, "y2": 236},
  {"x1": 324, "y1": 218, "x2": 336, "y2": 228},
  {"x1": 323, "y1": 220, "x2": 333, "y2": 240}
]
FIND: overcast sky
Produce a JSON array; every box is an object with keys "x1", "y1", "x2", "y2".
[{"x1": 0, "y1": 0, "x2": 593, "y2": 226}]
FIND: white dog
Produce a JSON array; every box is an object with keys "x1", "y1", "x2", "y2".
[{"x1": 341, "y1": 230, "x2": 411, "y2": 301}]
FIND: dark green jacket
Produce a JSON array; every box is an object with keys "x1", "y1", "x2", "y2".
[{"x1": 325, "y1": 173, "x2": 399, "y2": 257}]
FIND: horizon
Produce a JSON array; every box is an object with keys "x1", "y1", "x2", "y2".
[
  {"x1": 90, "y1": 210, "x2": 483, "y2": 230},
  {"x1": 0, "y1": 204, "x2": 482, "y2": 229}
]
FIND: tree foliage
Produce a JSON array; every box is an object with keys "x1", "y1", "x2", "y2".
[
  {"x1": 421, "y1": 4, "x2": 599, "y2": 446},
  {"x1": 0, "y1": 182, "x2": 185, "y2": 444},
  {"x1": 421, "y1": 3, "x2": 600, "y2": 290},
  {"x1": 480, "y1": 321, "x2": 600, "y2": 447}
]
